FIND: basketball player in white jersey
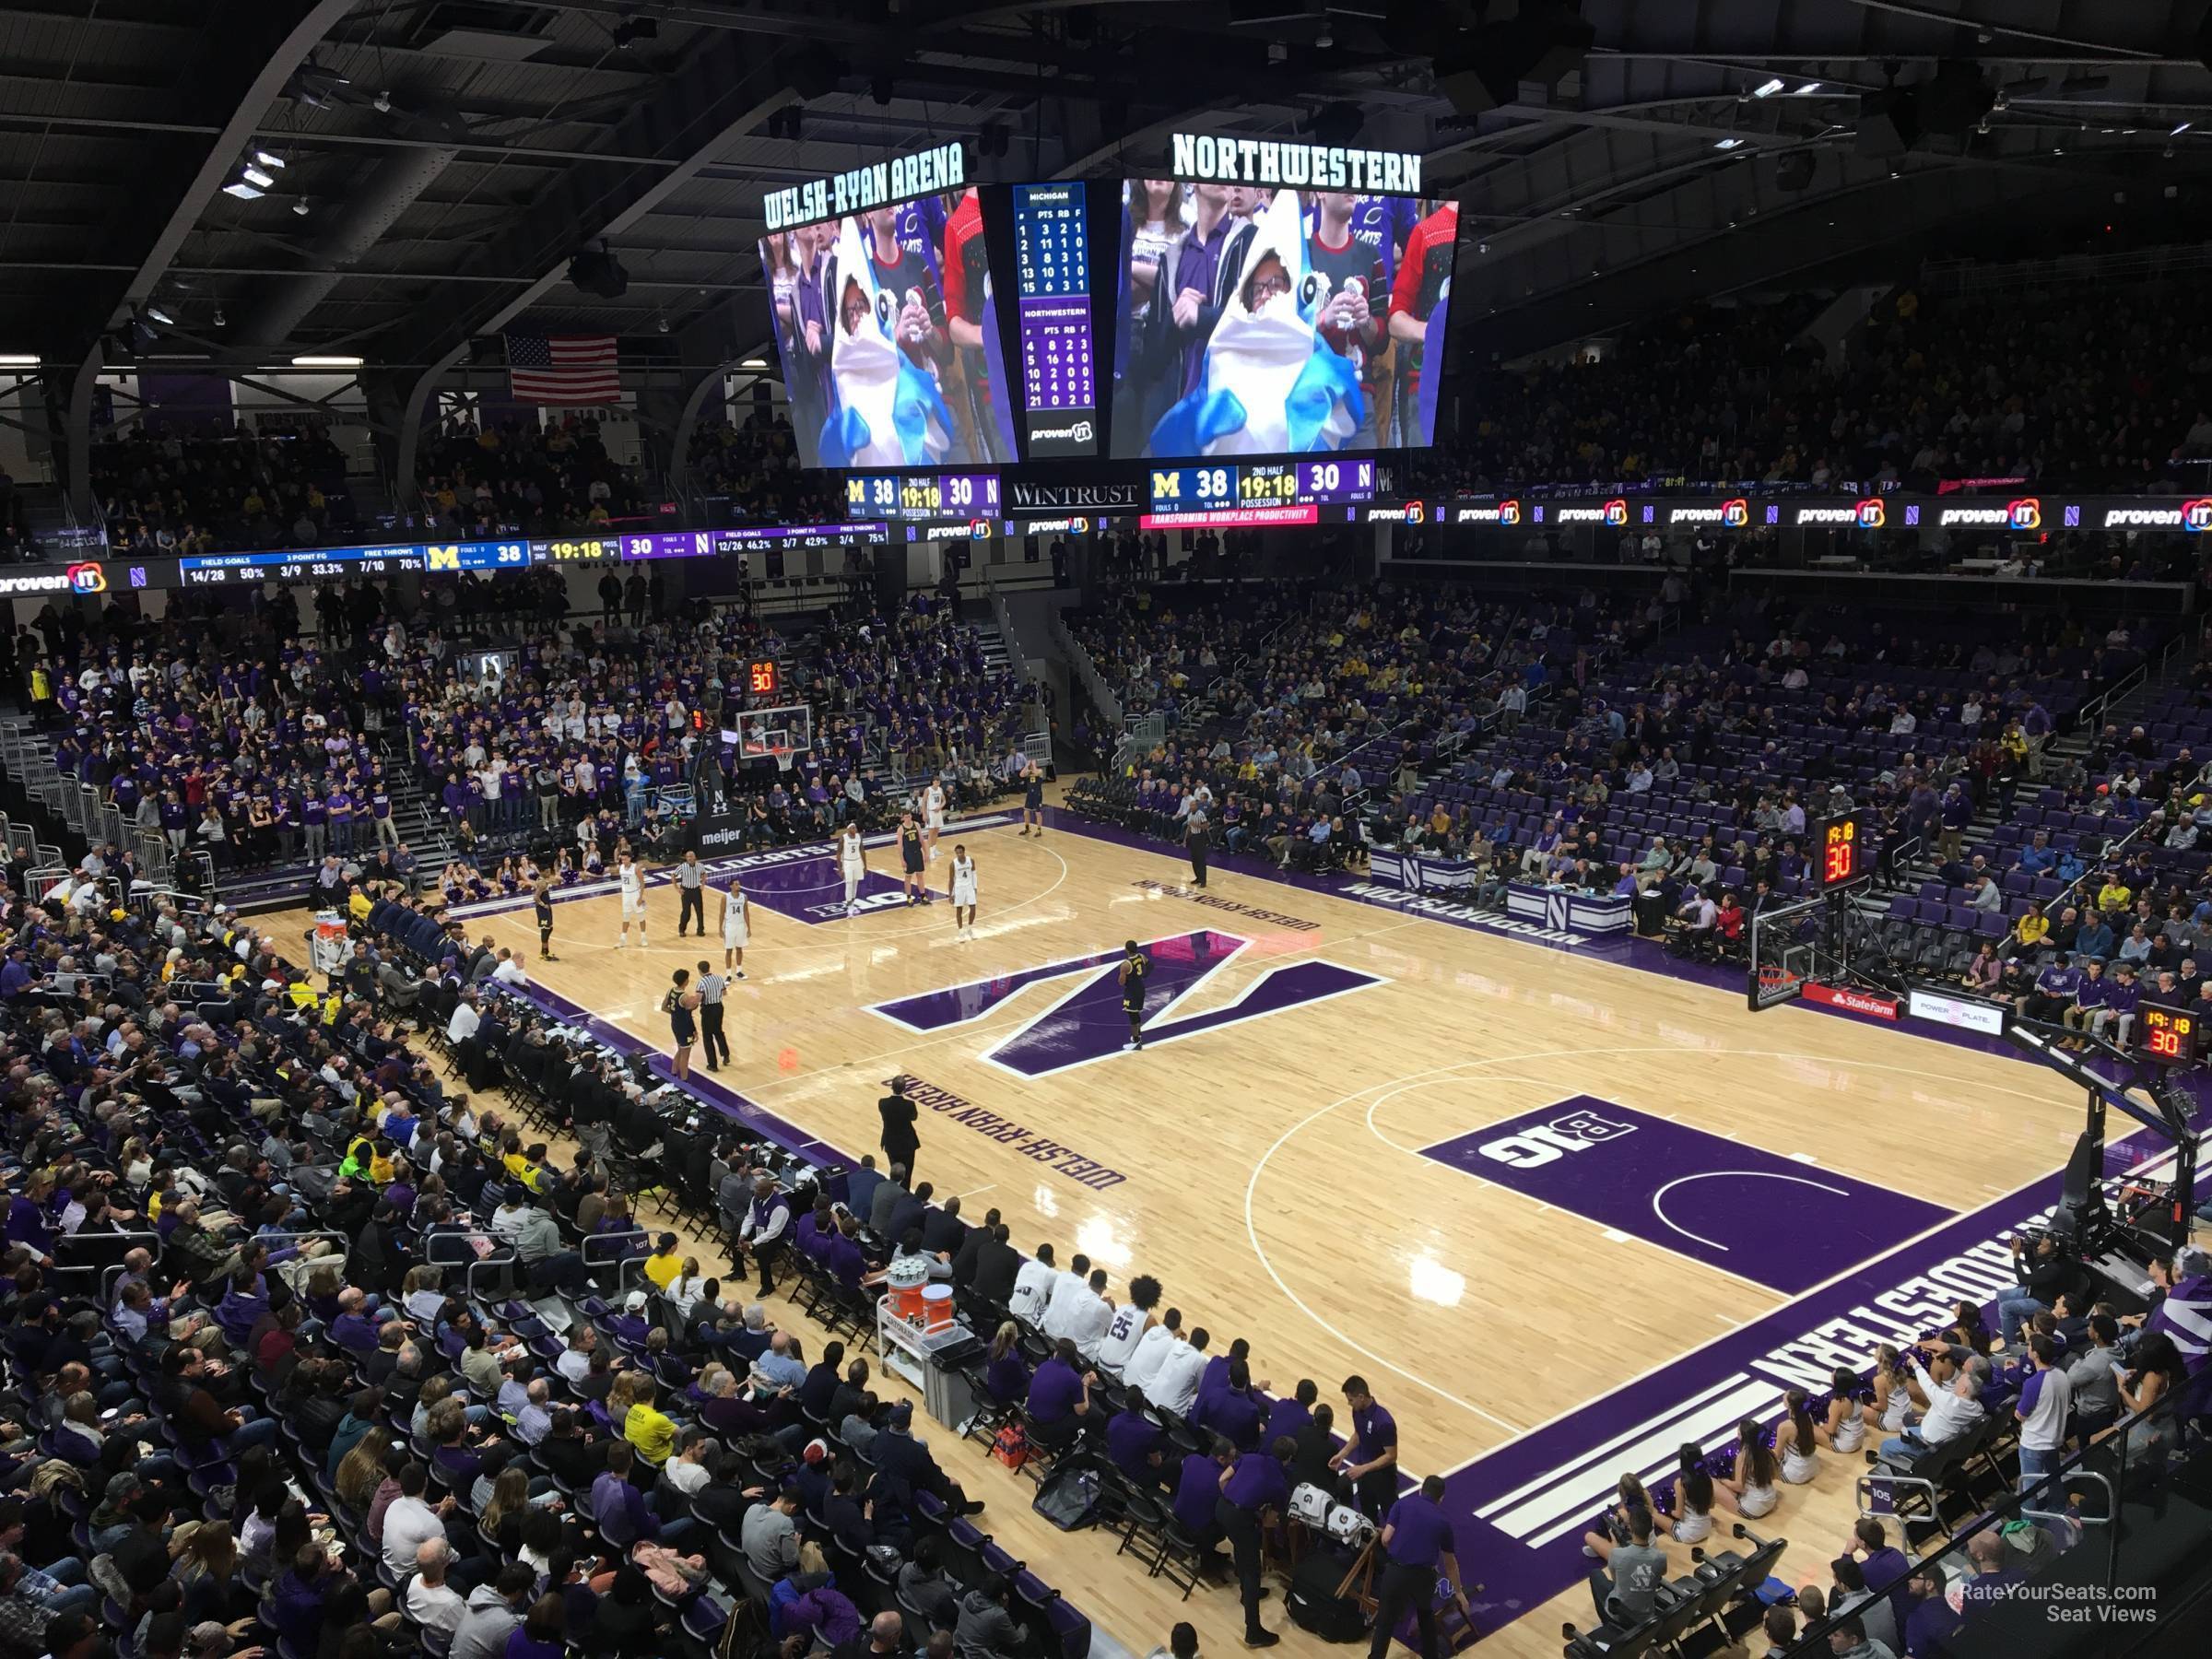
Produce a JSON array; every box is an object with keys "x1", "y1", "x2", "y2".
[
  {"x1": 837, "y1": 821, "x2": 867, "y2": 917},
  {"x1": 922, "y1": 777, "x2": 947, "y2": 863},
  {"x1": 720, "y1": 877, "x2": 749, "y2": 978},
  {"x1": 616, "y1": 852, "x2": 647, "y2": 947},
  {"x1": 948, "y1": 843, "x2": 979, "y2": 938}
]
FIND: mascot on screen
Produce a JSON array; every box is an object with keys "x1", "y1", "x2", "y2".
[
  {"x1": 818, "y1": 215, "x2": 955, "y2": 467},
  {"x1": 1150, "y1": 188, "x2": 1364, "y2": 457}
]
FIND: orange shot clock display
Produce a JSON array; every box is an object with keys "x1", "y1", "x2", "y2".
[
  {"x1": 2138, "y1": 1004, "x2": 2198, "y2": 1065},
  {"x1": 1817, "y1": 815, "x2": 1865, "y2": 889}
]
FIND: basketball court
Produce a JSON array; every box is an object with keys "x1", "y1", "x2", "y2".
[{"x1": 276, "y1": 801, "x2": 2153, "y2": 1652}]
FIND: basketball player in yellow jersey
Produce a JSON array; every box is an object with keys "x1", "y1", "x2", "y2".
[
  {"x1": 897, "y1": 810, "x2": 930, "y2": 905},
  {"x1": 615, "y1": 852, "x2": 647, "y2": 947}
]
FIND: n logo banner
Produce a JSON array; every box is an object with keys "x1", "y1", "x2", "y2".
[{"x1": 869, "y1": 929, "x2": 1382, "y2": 1077}]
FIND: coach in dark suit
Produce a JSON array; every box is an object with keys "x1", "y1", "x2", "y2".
[
  {"x1": 968, "y1": 1224, "x2": 1021, "y2": 1307},
  {"x1": 878, "y1": 1077, "x2": 921, "y2": 1182}
]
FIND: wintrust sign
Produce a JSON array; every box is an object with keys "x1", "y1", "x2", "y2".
[
  {"x1": 1938, "y1": 496, "x2": 2040, "y2": 529},
  {"x1": 2101, "y1": 500, "x2": 2212, "y2": 531}
]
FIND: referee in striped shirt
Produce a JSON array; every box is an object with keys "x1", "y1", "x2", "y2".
[{"x1": 696, "y1": 959, "x2": 730, "y2": 1071}]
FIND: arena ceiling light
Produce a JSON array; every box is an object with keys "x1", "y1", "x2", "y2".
[
  {"x1": 145, "y1": 303, "x2": 175, "y2": 324},
  {"x1": 241, "y1": 165, "x2": 277, "y2": 190},
  {"x1": 1713, "y1": 136, "x2": 1745, "y2": 149},
  {"x1": 222, "y1": 182, "x2": 264, "y2": 199},
  {"x1": 2175, "y1": 122, "x2": 2194, "y2": 135},
  {"x1": 1794, "y1": 81, "x2": 1823, "y2": 96},
  {"x1": 0, "y1": 354, "x2": 39, "y2": 367},
  {"x1": 1751, "y1": 77, "x2": 1785, "y2": 98},
  {"x1": 253, "y1": 149, "x2": 287, "y2": 170},
  {"x1": 291, "y1": 355, "x2": 364, "y2": 367}
]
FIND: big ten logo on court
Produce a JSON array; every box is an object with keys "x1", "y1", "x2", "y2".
[{"x1": 1477, "y1": 1107, "x2": 1638, "y2": 1169}]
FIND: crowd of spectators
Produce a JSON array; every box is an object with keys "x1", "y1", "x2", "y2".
[
  {"x1": 398, "y1": 590, "x2": 1029, "y2": 859},
  {"x1": 1407, "y1": 281, "x2": 2212, "y2": 495},
  {"x1": 414, "y1": 413, "x2": 648, "y2": 542},
  {"x1": 1064, "y1": 580, "x2": 1663, "y2": 866},
  {"x1": 686, "y1": 413, "x2": 840, "y2": 526},
  {"x1": 90, "y1": 426, "x2": 356, "y2": 557},
  {"x1": 8, "y1": 567, "x2": 1030, "y2": 903}
]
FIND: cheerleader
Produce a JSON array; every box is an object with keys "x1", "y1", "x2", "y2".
[
  {"x1": 1860, "y1": 1345, "x2": 1914, "y2": 1437},
  {"x1": 1815, "y1": 1368, "x2": 1867, "y2": 1454},
  {"x1": 1651, "y1": 1445, "x2": 1714, "y2": 1547},
  {"x1": 1773, "y1": 1390, "x2": 1819, "y2": 1484},
  {"x1": 720, "y1": 877, "x2": 749, "y2": 979},
  {"x1": 948, "y1": 844, "x2": 979, "y2": 938}
]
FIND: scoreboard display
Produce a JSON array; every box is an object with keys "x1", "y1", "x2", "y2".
[
  {"x1": 176, "y1": 538, "x2": 528, "y2": 586},
  {"x1": 2137, "y1": 1004, "x2": 2199, "y2": 1066},
  {"x1": 845, "y1": 473, "x2": 1002, "y2": 523},
  {"x1": 1012, "y1": 182, "x2": 1097, "y2": 457},
  {"x1": 1144, "y1": 459, "x2": 1377, "y2": 526},
  {"x1": 1815, "y1": 815, "x2": 1870, "y2": 891}
]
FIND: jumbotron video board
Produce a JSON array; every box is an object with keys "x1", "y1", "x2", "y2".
[
  {"x1": 753, "y1": 131, "x2": 1459, "y2": 478},
  {"x1": 1112, "y1": 133, "x2": 1457, "y2": 460},
  {"x1": 758, "y1": 143, "x2": 1020, "y2": 470}
]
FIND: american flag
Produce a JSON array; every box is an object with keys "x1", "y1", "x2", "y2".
[{"x1": 504, "y1": 334, "x2": 621, "y2": 404}]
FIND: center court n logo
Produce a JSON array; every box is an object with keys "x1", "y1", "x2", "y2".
[{"x1": 867, "y1": 929, "x2": 1382, "y2": 1077}]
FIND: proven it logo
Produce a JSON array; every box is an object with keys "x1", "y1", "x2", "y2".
[
  {"x1": 1604, "y1": 497, "x2": 1629, "y2": 526},
  {"x1": 867, "y1": 929, "x2": 1381, "y2": 1077},
  {"x1": 67, "y1": 562, "x2": 106, "y2": 594},
  {"x1": 1939, "y1": 495, "x2": 2043, "y2": 529},
  {"x1": 1855, "y1": 498, "x2": 1885, "y2": 528},
  {"x1": 2098, "y1": 500, "x2": 2212, "y2": 531}
]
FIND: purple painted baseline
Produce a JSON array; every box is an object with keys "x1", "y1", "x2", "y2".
[{"x1": 1419, "y1": 1098, "x2": 1954, "y2": 1295}]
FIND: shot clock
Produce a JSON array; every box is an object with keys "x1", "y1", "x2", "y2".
[
  {"x1": 747, "y1": 660, "x2": 781, "y2": 697},
  {"x1": 1814, "y1": 815, "x2": 1868, "y2": 891},
  {"x1": 2136, "y1": 1004, "x2": 2199, "y2": 1066}
]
